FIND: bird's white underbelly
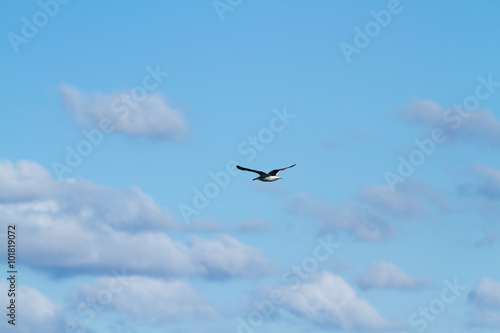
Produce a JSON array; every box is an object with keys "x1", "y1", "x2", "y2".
[{"x1": 262, "y1": 176, "x2": 281, "y2": 182}]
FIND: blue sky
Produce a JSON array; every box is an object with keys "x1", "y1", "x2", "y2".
[{"x1": 1, "y1": 1, "x2": 500, "y2": 332}]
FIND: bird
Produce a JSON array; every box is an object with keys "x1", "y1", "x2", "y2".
[{"x1": 236, "y1": 164, "x2": 296, "y2": 182}]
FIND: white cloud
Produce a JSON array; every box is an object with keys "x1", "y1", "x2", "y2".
[
  {"x1": 358, "y1": 185, "x2": 423, "y2": 217},
  {"x1": 402, "y1": 99, "x2": 444, "y2": 126},
  {"x1": 359, "y1": 179, "x2": 448, "y2": 219},
  {"x1": 456, "y1": 164, "x2": 500, "y2": 221},
  {"x1": 72, "y1": 276, "x2": 215, "y2": 324},
  {"x1": 189, "y1": 235, "x2": 275, "y2": 278},
  {"x1": 469, "y1": 277, "x2": 500, "y2": 308},
  {"x1": 0, "y1": 159, "x2": 53, "y2": 201},
  {"x1": 471, "y1": 164, "x2": 500, "y2": 199},
  {"x1": 281, "y1": 272, "x2": 394, "y2": 330},
  {"x1": 15, "y1": 215, "x2": 274, "y2": 278},
  {"x1": 468, "y1": 278, "x2": 500, "y2": 328},
  {"x1": 0, "y1": 281, "x2": 67, "y2": 333},
  {"x1": 0, "y1": 160, "x2": 275, "y2": 279},
  {"x1": 400, "y1": 99, "x2": 500, "y2": 146},
  {"x1": 59, "y1": 84, "x2": 187, "y2": 140},
  {"x1": 0, "y1": 159, "x2": 176, "y2": 232},
  {"x1": 288, "y1": 193, "x2": 395, "y2": 242},
  {"x1": 357, "y1": 262, "x2": 430, "y2": 290},
  {"x1": 474, "y1": 227, "x2": 499, "y2": 248}
]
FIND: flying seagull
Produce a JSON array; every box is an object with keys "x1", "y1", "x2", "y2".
[{"x1": 236, "y1": 164, "x2": 296, "y2": 182}]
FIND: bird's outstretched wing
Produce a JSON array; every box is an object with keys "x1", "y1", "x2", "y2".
[
  {"x1": 237, "y1": 165, "x2": 268, "y2": 177},
  {"x1": 268, "y1": 164, "x2": 296, "y2": 176}
]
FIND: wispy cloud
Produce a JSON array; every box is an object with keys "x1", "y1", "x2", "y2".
[
  {"x1": 469, "y1": 277, "x2": 500, "y2": 308},
  {"x1": 358, "y1": 262, "x2": 430, "y2": 290},
  {"x1": 281, "y1": 272, "x2": 396, "y2": 330},
  {"x1": 455, "y1": 164, "x2": 500, "y2": 221},
  {"x1": 71, "y1": 276, "x2": 215, "y2": 324},
  {"x1": 358, "y1": 185, "x2": 423, "y2": 217},
  {"x1": 468, "y1": 277, "x2": 500, "y2": 328},
  {"x1": 400, "y1": 99, "x2": 500, "y2": 147},
  {"x1": 59, "y1": 85, "x2": 187, "y2": 140},
  {"x1": 474, "y1": 227, "x2": 499, "y2": 248},
  {"x1": 288, "y1": 193, "x2": 395, "y2": 242},
  {"x1": 471, "y1": 164, "x2": 500, "y2": 199},
  {"x1": 188, "y1": 235, "x2": 276, "y2": 279},
  {"x1": 359, "y1": 180, "x2": 448, "y2": 217}
]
